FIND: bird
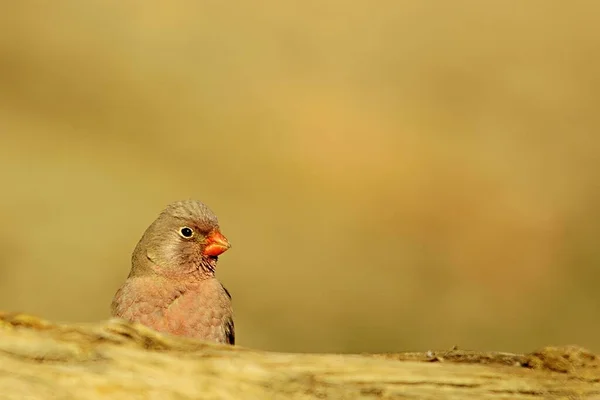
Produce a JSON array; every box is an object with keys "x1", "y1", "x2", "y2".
[{"x1": 111, "y1": 200, "x2": 234, "y2": 345}]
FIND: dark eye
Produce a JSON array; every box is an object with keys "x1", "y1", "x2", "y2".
[{"x1": 179, "y1": 227, "x2": 194, "y2": 238}]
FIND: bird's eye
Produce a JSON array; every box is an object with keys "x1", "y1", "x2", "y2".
[{"x1": 179, "y1": 227, "x2": 194, "y2": 238}]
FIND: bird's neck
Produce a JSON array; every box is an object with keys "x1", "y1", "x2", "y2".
[
  {"x1": 130, "y1": 239, "x2": 216, "y2": 281},
  {"x1": 128, "y1": 257, "x2": 215, "y2": 282}
]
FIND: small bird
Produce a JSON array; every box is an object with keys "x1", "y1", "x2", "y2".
[{"x1": 111, "y1": 200, "x2": 234, "y2": 344}]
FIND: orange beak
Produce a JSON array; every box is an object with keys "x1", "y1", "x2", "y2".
[{"x1": 203, "y1": 231, "x2": 231, "y2": 257}]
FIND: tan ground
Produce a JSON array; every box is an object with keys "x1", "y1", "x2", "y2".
[{"x1": 1, "y1": 313, "x2": 598, "y2": 399}]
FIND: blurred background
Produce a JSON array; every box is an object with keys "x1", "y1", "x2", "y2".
[{"x1": 0, "y1": 1, "x2": 598, "y2": 354}]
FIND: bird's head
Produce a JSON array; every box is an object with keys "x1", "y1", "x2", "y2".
[{"x1": 131, "y1": 200, "x2": 231, "y2": 278}]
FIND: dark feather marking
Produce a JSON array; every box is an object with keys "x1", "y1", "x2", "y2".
[
  {"x1": 225, "y1": 316, "x2": 235, "y2": 345},
  {"x1": 221, "y1": 284, "x2": 232, "y2": 299}
]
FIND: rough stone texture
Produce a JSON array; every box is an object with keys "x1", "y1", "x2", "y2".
[{"x1": 0, "y1": 312, "x2": 598, "y2": 399}]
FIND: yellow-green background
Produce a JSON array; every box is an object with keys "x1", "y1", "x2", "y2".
[{"x1": 0, "y1": 1, "x2": 598, "y2": 353}]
